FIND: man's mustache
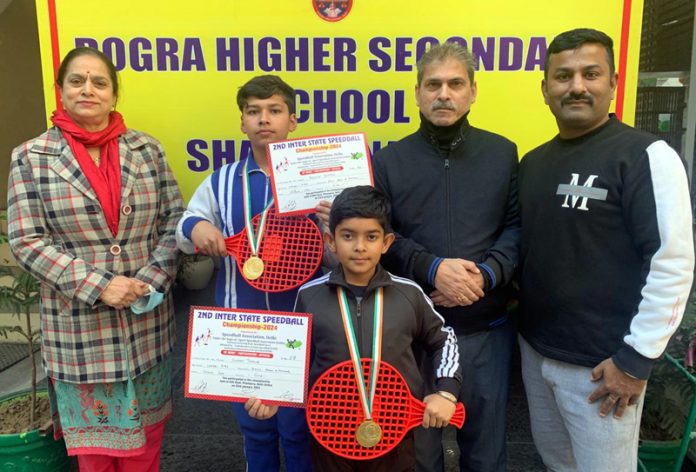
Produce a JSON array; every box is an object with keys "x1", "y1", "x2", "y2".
[
  {"x1": 561, "y1": 93, "x2": 594, "y2": 106},
  {"x1": 431, "y1": 100, "x2": 456, "y2": 111}
]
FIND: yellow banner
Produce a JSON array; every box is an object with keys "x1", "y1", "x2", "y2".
[{"x1": 35, "y1": 0, "x2": 643, "y2": 201}]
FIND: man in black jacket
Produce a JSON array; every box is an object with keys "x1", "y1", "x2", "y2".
[{"x1": 372, "y1": 42, "x2": 519, "y2": 472}]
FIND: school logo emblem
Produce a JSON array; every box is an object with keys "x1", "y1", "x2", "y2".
[
  {"x1": 314, "y1": 0, "x2": 352, "y2": 22},
  {"x1": 556, "y1": 173, "x2": 608, "y2": 211}
]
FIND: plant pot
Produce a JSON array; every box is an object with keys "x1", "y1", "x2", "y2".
[
  {"x1": 178, "y1": 255, "x2": 215, "y2": 290},
  {"x1": 638, "y1": 439, "x2": 681, "y2": 472},
  {"x1": 0, "y1": 390, "x2": 70, "y2": 471}
]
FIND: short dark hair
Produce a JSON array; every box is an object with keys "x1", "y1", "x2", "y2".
[
  {"x1": 545, "y1": 28, "x2": 615, "y2": 78},
  {"x1": 56, "y1": 47, "x2": 120, "y2": 98},
  {"x1": 236, "y1": 75, "x2": 295, "y2": 114},
  {"x1": 329, "y1": 186, "x2": 392, "y2": 234}
]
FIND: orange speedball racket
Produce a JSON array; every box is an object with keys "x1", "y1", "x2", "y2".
[
  {"x1": 306, "y1": 359, "x2": 465, "y2": 460},
  {"x1": 223, "y1": 206, "x2": 323, "y2": 292}
]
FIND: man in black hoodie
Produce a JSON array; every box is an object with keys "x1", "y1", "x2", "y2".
[
  {"x1": 518, "y1": 28, "x2": 693, "y2": 471},
  {"x1": 372, "y1": 42, "x2": 520, "y2": 472}
]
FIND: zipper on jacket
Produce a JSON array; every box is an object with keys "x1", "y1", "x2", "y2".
[{"x1": 444, "y1": 157, "x2": 452, "y2": 255}]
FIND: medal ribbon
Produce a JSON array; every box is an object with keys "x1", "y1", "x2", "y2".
[
  {"x1": 336, "y1": 286, "x2": 383, "y2": 421},
  {"x1": 241, "y1": 158, "x2": 273, "y2": 256}
]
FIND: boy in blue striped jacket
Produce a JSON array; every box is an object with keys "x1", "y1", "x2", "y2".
[{"x1": 177, "y1": 75, "x2": 316, "y2": 472}]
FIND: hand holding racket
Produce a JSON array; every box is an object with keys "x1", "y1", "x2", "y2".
[
  {"x1": 306, "y1": 359, "x2": 465, "y2": 460},
  {"x1": 191, "y1": 220, "x2": 229, "y2": 257},
  {"x1": 422, "y1": 391, "x2": 458, "y2": 428}
]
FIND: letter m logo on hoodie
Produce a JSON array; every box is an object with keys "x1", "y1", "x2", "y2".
[{"x1": 556, "y1": 173, "x2": 608, "y2": 211}]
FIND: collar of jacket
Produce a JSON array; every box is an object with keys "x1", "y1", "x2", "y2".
[
  {"x1": 327, "y1": 264, "x2": 393, "y2": 294},
  {"x1": 31, "y1": 127, "x2": 148, "y2": 155},
  {"x1": 235, "y1": 150, "x2": 266, "y2": 177},
  {"x1": 418, "y1": 111, "x2": 471, "y2": 152}
]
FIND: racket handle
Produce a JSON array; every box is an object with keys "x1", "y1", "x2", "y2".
[
  {"x1": 193, "y1": 234, "x2": 239, "y2": 256},
  {"x1": 193, "y1": 243, "x2": 235, "y2": 257},
  {"x1": 408, "y1": 400, "x2": 466, "y2": 430},
  {"x1": 224, "y1": 235, "x2": 241, "y2": 257},
  {"x1": 450, "y1": 402, "x2": 466, "y2": 429}
]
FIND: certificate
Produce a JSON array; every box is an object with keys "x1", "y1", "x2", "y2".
[
  {"x1": 185, "y1": 306, "x2": 312, "y2": 407},
  {"x1": 267, "y1": 132, "x2": 373, "y2": 215}
]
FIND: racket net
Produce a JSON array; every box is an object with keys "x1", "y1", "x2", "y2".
[
  {"x1": 307, "y1": 359, "x2": 415, "y2": 460},
  {"x1": 228, "y1": 207, "x2": 323, "y2": 292}
]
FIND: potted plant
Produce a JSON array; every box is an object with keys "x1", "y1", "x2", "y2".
[
  {"x1": 0, "y1": 214, "x2": 70, "y2": 471},
  {"x1": 176, "y1": 252, "x2": 215, "y2": 290},
  {"x1": 638, "y1": 292, "x2": 696, "y2": 472}
]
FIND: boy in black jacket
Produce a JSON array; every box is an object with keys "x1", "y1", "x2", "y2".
[{"x1": 246, "y1": 185, "x2": 462, "y2": 471}]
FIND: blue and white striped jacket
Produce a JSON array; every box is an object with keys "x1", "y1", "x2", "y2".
[{"x1": 176, "y1": 154, "x2": 314, "y2": 312}]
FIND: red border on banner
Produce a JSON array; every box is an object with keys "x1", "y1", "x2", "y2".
[
  {"x1": 46, "y1": 0, "x2": 634, "y2": 120},
  {"x1": 47, "y1": 0, "x2": 62, "y2": 110},
  {"x1": 615, "y1": 0, "x2": 633, "y2": 121}
]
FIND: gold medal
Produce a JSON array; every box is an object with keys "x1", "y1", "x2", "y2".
[
  {"x1": 243, "y1": 256, "x2": 264, "y2": 280},
  {"x1": 355, "y1": 419, "x2": 382, "y2": 448}
]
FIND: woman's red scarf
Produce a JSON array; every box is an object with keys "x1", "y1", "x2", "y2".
[{"x1": 51, "y1": 109, "x2": 126, "y2": 237}]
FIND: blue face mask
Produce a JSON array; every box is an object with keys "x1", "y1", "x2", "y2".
[{"x1": 131, "y1": 286, "x2": 165, "y2": 315}]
